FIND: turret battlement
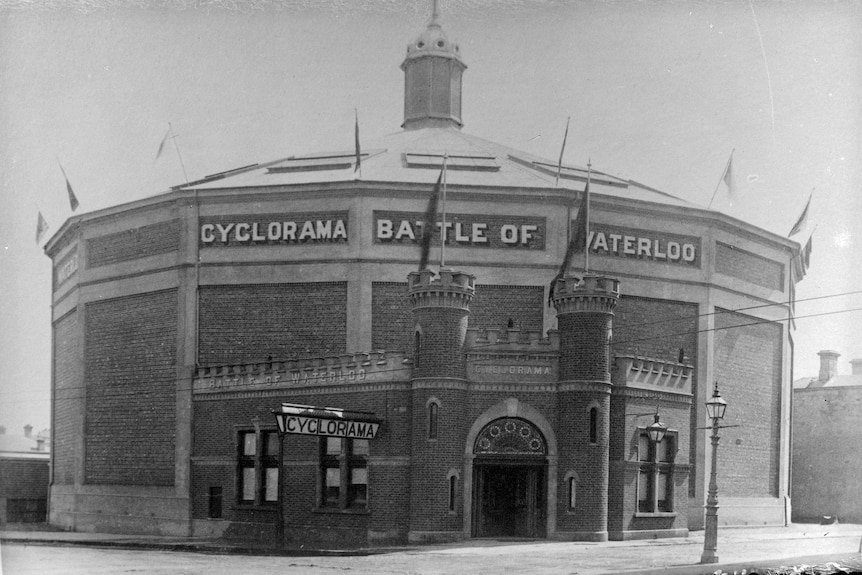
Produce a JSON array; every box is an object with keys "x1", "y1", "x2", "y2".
[
  {"x1": 612, "y1": 355, "x2": 693, "y2": 396},
  {"x1": 192, "y1": 351, "x2": 412, "y2": 394},
  {"x1": 407, "y1": 268, "x2": 475, "y2": 311},
  {"x1": 465, "y1": 327, "x2": 559, "y2": 351},
  {"x1": 552, "y1": 273, "x2": 620, "y2": 315}
]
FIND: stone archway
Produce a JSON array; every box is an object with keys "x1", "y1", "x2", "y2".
[{"x1": 463, "y1": 399, "x2": 558, "y2": 539}]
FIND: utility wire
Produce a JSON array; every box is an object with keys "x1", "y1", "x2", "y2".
[{"x1": 7, "y1": 304, "x2": 862, "y2": 403}]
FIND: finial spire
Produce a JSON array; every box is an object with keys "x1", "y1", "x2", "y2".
[{"x1": 430, "y1": 0, "x2": 441, "y2": 28}]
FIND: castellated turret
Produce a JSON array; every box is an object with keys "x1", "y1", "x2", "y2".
[
  {"x1": 407, "y1": 268, "x2": 475, "y2": 379},
  {"x1": 553, "y1": 274, "x2": 620, "y2": 383},
  {"x1": 552, "y1": 273, "x2": 620, "y2": 541}
]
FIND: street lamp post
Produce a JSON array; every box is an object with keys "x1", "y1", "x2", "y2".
[{"x1": 701, "y1": 381, "x2": 728, "y2": 564}]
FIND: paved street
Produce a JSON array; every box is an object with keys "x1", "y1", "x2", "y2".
[{"x1": 2, "y1": 523, "x2": 861, "y2": 575}]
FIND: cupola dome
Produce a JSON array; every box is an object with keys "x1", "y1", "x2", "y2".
[{"x1": 401, "y1": 2, "x2": 467, "y2": 130}]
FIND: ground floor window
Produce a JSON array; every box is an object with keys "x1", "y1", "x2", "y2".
[
  {"x1": 237, "y1": 429, "x2": 279, "y2": 506},
  {"x1": 637, "y1": 431, "x2": 676, "y2": 513},
  {"x1": 320, "y1": 437, "x2": 369, "y2": 509}
]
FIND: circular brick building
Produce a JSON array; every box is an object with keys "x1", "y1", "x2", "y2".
[{"x1": 45, "y1": 11, "x2": 802, "y2": 545}]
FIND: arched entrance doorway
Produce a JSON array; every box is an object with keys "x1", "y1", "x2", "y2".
[{"x1": 472, "y1": 417, "x2": 547, "y2": 538}]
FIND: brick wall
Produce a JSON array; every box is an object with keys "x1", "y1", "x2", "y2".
[
  {"x1": 192, "y1": 387, "x2": 412, "y2": 545},
  {"x1": 0, "y1": 458, "x2": 49, "y2": 499},
  {"x1": 412, "y1": 308, "x2": 469, "y2": 379},
  {"x1": 410, "y1": 387, "x2": 468, "y2": 534},
  {"x1": 611, "y1": 296, "x2": 699, "y2": 364},
  {"x1": 713, "y1": 309, "x2": 782, "y2": 497},
  {"x1": 715, "y1": 242, "x2": 784, "y2": 291},
  {"x1": 84, "y1": 289, "x2": 177, "y2": 486},
  {"x1": 372, "y1": 282, "x2": 543, "y2": 354},
  {"x1": 559, "y1": 313, "x2": 612, "y2": 381},
  {"x1": 792, "y1": 386, "x2": 862, "y2": 522},
  {"x1": 199, "y1": 283, "x2": 347, "y2": 365},
  {"x1": 53, "y1": 310, "x2": 80, "y2": 485},
  {"x1": 87, "y1": 219, "x2": 180, "y2": 268},
  {"x1": 556, "y1": 391, "x2": 609, "y2": 534},
  {"x1": 0, "y1": 458, "x2": 49, "y2": 524}
]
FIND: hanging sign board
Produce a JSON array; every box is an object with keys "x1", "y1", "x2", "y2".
[{"x1": 272, "y1": 403, "x2": 381, "y2": 440}]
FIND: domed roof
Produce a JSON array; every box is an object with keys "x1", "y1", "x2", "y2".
[{"x1": 402, "y1": 3, "x2": 464, "y2": 66}]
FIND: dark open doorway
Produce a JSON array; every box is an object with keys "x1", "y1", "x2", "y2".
[{"x1": 473, "y1": 462, "x2": 546, "y2": 538}]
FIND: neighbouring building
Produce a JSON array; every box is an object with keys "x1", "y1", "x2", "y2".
[
  {"x1": 0, "y1": 425, "x2": 50, "y2": 525},
  {"x1": 44, "y1": 8, "x2": 806, "y2": 545},
  {"x1": 792, "y1": 351, "x2": 862, "y2": 523}
]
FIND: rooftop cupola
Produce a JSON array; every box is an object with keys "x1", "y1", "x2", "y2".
[{"x1": 401, "y1": 1, "x2": 466, "y2": 130}]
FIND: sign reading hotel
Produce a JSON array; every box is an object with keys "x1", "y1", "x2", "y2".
[
  {"x1": 588, "y1": 225, "x2": 701, "y2": 266},
  {"x1": 200, "y1": 212, "x2": 348, "y2": 247},
  {"x1": 273, "y1": 403, "x2": 381, "y2": 440},
  {"x1": 374, "y1": 211, "x2": 546, "y2": 250}
]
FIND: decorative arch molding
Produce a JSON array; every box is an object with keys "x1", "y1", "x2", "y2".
[
  {"x1": 462, "y1": 397, "x2": 559, "y2": 539},
  {"x1": 464, "y1": 397, "x2": 557, "y2": 457}
]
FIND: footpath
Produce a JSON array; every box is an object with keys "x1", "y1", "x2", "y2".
[{"x1": 2, "y1": 521, "x2": 862, "y2": 574}]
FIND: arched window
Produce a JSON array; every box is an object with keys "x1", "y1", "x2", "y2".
[
  {"x1": 568, "y1": 477, "x2": 577, "y2": 510},
  {"x1": 428, "y1": 402, "x2": 439, "y2": 440},
  {"x1": 589, "y1": 407, "x2": 598, "y2": 444},
  {"x1": 414, "y1": 330, "x2": 422, "y2": 359}
]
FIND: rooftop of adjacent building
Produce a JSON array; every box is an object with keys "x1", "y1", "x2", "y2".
[
  {"x1": 0, "y1": 425, "x2": 51, "y2": 458},
  {"x1": 793, "y1": 350, "x2": 862, "y2": 389}
]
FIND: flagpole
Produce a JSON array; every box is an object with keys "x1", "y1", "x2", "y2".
[
  {"x1": 556, "y1": 116, "x2": 570, "y2": 187},
  {"x1": 169, "y1": 123, "x2": 190, "y2": 185},
  {"x1": 440, "y1": 154, "x2": 448, "y2": 269},
  {"x1": 585, "y1": 158, "x2": 591, "y2": 273},
  {"x1": 707, "y1": 149, "x2": 734, "y2": 209},
  {"x1": 354, "y1": 108, "x2": 362, "y2": 179}
]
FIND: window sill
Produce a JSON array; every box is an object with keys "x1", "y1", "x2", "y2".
[
  {"x1": 313, "y1": 507, "x2": 370, "y2": 516},
  {"x1": 634, "y1": 512, "x2": 677, "y2": 518},
  {"x1": 233, "y1": 504, "x2": 278, "y2": 512}
]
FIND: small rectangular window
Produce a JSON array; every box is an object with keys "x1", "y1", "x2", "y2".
[
  {"x1": 237, "y1": 428, "x2": 280, "y2": 507},
  {"x1": 319, "y1": 438, "x2": 369, "y2": 510},
  {"x1": 637, "y1": 430, "x2": 676, "y2": 513}
]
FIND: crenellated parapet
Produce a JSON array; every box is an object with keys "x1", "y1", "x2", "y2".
[
  {"x1": 552, "y1": 273, "x2": 620, "y2": 316},
  {"x1": 465, "y1": 327, "x2": 559, "y2": 351},
  {"x1": 407, "y1": 268, "x2": 475, "y2": 311},
  {"x1": 192, "y1": 351, "x2": 412, "y2": 394},
  {"x1": 612, "y1": 355, "x2": 693, "y2": 397}
]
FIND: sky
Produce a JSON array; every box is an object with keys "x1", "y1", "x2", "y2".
[{"x1": 1, "y1": 0, "x2": 860, "y2": 435}]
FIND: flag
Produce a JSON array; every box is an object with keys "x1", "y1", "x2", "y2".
[
  {"x1": 549, "y1": 178, "x2": 589, "y2": 305},
  {"x1": 59, "y1": 164, "x2": 79, "y2": 211},
  {"x1": 155, "y1": 126, "x2": 171, "y2": 160},
  {"x1": 789, "y1": 190, "x2": 813, "y2": 236},
  {"x1": 556, "y1": 117, "x2": 570, "y2": 187},
  {"x1": 36, "y1": 211, "x2": 49, "y2": 243},
  {"x1": 354, "y1": 109, "x2": 361, "y2": 174},
  {"x1": 721, "y1": 151, "x2": 736, "y2": 199},
  {"x1": 418, "y1": 168, "x2": 443, "y2": 270},
  {"x1": 708, "y1": 150, "x2": 736, "y2": 209}
]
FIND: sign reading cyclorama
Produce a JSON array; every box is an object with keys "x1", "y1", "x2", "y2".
[{"x1": 198, "y1": 212, "x2": 700, "y2": 265}]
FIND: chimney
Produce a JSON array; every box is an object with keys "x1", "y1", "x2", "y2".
[
  {"x1": 817, "y1": 350, "x2": 840, "y2": 382},
  {"x1": 0, "y1": 425, "x2": 5, "y2": 435},
  {"x1": 36, "y1": 438, "x2": 46, "y2": 451},
  {"x1": 851, "y1": 358, "x2": 862, "y2": 376},
  {"x1": 23, "y1": 424, "x2": 33, "y2": 438}
]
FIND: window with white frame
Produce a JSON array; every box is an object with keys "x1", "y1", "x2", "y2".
[
  {"x1": 237, "y1": 429, "x2": 279, "y2": 506},
  {"x1": 320, "y1": 437, "x2": 369, "y2": 510},
  {"x1": 637, "y1": 431, "x2": 676, "y2": 513}
]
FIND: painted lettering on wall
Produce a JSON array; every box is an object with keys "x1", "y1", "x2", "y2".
[
  {"x1": 56, "y1": 252, "x2": 79, "y2": 284},
  {"x1": 200, "y1": 212, "x2": 348, "y2": 247},
  {"x1": 374, "y1": 211, "x2": 545, "y2": 250},
  {"x1": 587, "y1": 225, "x2": 701, "y2": 266}
]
